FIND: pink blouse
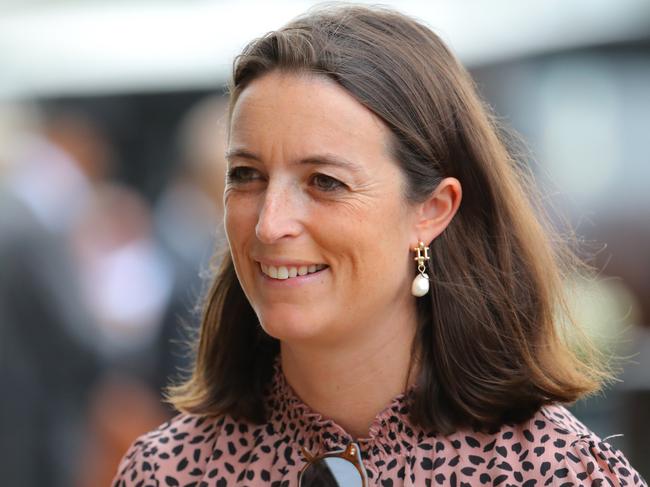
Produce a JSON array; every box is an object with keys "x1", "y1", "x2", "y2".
[{"x1": 113, "y1": 360, "x2": 646, "y2": 486}]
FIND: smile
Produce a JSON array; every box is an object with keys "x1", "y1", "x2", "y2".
[{"x1": 259, "y1": 262, "x2": 328, "y2": 280}]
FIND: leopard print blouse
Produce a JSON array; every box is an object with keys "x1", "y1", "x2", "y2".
[{"x1": 113, "y1": 360, "x2": 646, "y2": 486}]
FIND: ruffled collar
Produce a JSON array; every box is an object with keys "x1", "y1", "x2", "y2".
[{"x1": 263, "y1": 355, "x2": 420, "y2": 455}]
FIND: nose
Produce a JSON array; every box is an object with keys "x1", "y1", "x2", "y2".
[{"x1": 255, "y1": 182, "x2": 303, "y2": 244}]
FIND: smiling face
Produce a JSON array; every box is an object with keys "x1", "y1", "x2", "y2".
[{"x1": 224, "y1": 71, "x2": 420, "y2": 348}]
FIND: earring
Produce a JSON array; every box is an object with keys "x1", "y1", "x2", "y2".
[{"x1": 411, "y1": 241, "x2": 430, "y2": 297}]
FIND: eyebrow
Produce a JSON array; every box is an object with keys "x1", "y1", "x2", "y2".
[{"x1": 225, "y1": 148, "x2": 363, "y2": 175}]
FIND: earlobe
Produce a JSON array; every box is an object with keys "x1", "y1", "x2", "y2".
[{"x1": 412, "y1": 177, "x2": 462, "y2": 244}]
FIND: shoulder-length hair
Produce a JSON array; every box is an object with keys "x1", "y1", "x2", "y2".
[{"x1": 168, "y1": 4, "x2": 608, "y2": 433}]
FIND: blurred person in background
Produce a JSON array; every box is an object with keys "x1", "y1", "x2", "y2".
[
  {"x1": 152, "y1": 95, "x2": 229, "y2": 404},
  {"x1": 0, "y1": 102, "x2": 177, "y2": 486},
  {"x1": 113, "y1": 5, "x2": 645, "y2": 486},
  {"x1": 71, "y1": 183, "x2": 173, "y2": 369},
  {"x1": 0, "y1": 104, "x2": 103, "y2": 487},
  {"x1": 71, "y1": 182, "x2": 177, "y2": 487}
]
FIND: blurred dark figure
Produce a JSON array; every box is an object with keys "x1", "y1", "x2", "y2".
[
  {"x1": 0, "y1": 104, "x2": 104, "y2": 486},
  {"x1": 71, "y1": 183, "x2": 173, "y2": 371},
  {"x1": 620, "y1": 326, "x2": 650, "y2": 479},
  {"x1": 76, "y1": 374, "x2": 170, "y2": 487},
  {"x1": 70, "y1": 182, "x2": 174, "y2": 487},
  {"x1": 152, "y1": 95, "x2": 228, "y2": 404}
]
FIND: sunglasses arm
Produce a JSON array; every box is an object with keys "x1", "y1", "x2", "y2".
[{"x1": 300, "y1": 445, "x2": 317, "y2": 463}]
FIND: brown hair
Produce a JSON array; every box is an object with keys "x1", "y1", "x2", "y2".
[{"x1": 168, "y1": 4, "x2": 608, "y2": 433}]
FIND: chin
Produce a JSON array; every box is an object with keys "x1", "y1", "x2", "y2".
[{"x1": 257, "y1": 307, "x2": 328, "y2": 343}]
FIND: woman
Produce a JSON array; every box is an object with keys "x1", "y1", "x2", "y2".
[{"x1": 113, "y1": 5, "x2": 645, "y2": 486}]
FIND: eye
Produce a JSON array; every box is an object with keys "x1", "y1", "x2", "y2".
[
  {"x1": 227, "y1": 166, "x2": 262, "y2": 184},
  {"x1": 310, "y1": 173, "x2": 346, "y2": 192}
]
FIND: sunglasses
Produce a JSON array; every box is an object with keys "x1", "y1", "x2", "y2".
[{"x1": 298, "y1": 442, "x2": 369, "y2": 486}]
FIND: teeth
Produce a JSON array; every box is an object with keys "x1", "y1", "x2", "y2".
[
  {"x1": 260, "y1": 263, "x2": 327, "y2": 280},
  {"x1": 277, "y1": 267, "x2": 289, "y2": 279}
]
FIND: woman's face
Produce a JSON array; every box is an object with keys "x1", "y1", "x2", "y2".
[{"x1": 225, "y1": 71, "x2": 420, "y2": 347}]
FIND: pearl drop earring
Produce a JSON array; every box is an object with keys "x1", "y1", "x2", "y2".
[{"x1": 411, "y1": 241, "x2": 430, "y2": 297}]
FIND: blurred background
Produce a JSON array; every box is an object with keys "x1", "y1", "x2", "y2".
[{"x1": 0, "y1": 0, "x2": 648, "y2": 485}]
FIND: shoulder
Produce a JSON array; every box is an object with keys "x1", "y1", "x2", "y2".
[
  {"x1": 413, "y1": 403, "x2": 645, "y2": 486},
  {"x1": 484, "y1": 403, "x2": 645, "y2": 485},
  {"x1": 112, "y1": 413, "x2": 224, "y2": 487}
]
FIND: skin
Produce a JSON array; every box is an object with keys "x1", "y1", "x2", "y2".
[{"x1": 225, "y1": 71, "x2": 461, "y2": 438}]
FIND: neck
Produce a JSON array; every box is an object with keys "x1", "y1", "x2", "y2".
[{"x1": 280, "y1": 308, "x2": 420, "y2": 439}]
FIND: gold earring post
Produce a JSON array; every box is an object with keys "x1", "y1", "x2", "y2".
[{"x1": 413, "y1": 241, "x2": 430, "y2": 272}]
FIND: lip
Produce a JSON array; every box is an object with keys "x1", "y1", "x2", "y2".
[{"x1": 254, "y1": 257, "x2": 327, "y2": 268}]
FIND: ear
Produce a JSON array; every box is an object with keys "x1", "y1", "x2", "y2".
[{"x1": 411, "y1": 177, "x2": 462, "y2": 245}]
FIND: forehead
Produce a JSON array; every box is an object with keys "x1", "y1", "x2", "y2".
[{"x1": 228, "y1": 72, "x2": 393, "y2": 164}]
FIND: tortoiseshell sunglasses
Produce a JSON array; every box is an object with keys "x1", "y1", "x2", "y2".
[{"x1": 298, "y1": 442, "x2": 368, "y2": 486}]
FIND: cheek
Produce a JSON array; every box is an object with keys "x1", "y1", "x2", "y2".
[
  {"x1": 319, "y1": 197, "x2": 411, "y2": 282},
  {"x1": 371, "y1": 205, "x2": 413, "y2": 281},
  {"x1": 224, "y1": 195, "x2": 258, "y2": 274},
  {"x1": 224, "y1": 194, "x2": 256, "y2": 243}
]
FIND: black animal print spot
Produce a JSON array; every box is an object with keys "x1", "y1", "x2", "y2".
[{"x1": 540, "y1": 462, "x2": 551, "y2": 476}]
